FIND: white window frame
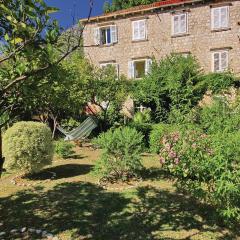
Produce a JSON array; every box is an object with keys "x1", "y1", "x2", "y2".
[
  {"x1": 128, "y1": 58, "x2": 152, "y2": 79},
  {"x1": 100, "y1": 62, "x2": 119, "y2": 78},
  {"x1": 212, "y1": 50, "x2": 229, "y2": 72},
  {"x1": 100, "y1": 27, "x2": 111, "y2": 45},
  {"x1": 211, "y1": 6, "x2": 229, "y2": 30},
  {"x1": 132, "y1": 20, "x2": 147, "y2": 41},
  {"x1": 172, "y1": 13, "x2": 188, "y2": 36},
  {"x1": 94, "y1": 25, "x2": 118, "y2": 46}
]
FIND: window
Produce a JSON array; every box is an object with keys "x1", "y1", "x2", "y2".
[
  {"x1": 211, "y1": 6, "x2": 229, "y2": 30},
  {"x1": 175, "y1": 52, "x2": 191, "y2": 58},
  {"x1": 94, "y1": 25, "x2": 118, "y2": 45},
  {"x1": 212, "y1": 50, "x2": 228, "y2": 72},
  {"x1": 172, "y1": 13, "x2": 188, "y2": 35},
  {"x1": 100, "y1": 62, "x2": 119, "y2": 78},
  {"x1": 132, "y1": 20, "x2": 147, "y2": 41},
  {"x1": 128, "y1": 59, "x2": 152, "y2": 79}
]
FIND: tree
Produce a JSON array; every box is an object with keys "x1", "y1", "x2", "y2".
[
  {"x1": 18, "y1": 53, "x2": 91, "y2": 138},
  {"x1": 132, "y1": 55, "x2": 204, "y2": 122},
  {"x1": 86, "y1": 65, "x2": 131, "y2": 130},
  {"x1": 0, "y1": 0, "x2": 93, "y2": 175},
  {"x1": 103, "y1": 0, "x2": 158, "y2": 12}
]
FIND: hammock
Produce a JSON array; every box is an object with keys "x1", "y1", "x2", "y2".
[{"x1": 57, "y1": 117, "x2": 98, "y2": 141}]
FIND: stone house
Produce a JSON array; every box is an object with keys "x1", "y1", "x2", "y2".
[{"x1": 81, "y1": 0, "x2": 240, "y2": 79}]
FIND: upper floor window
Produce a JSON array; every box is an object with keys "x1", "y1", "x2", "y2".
[
  {"x1": 212, "y1": 50, "x2": 228, "y2": 72},
  {"x1": 211, "y1": 6, "x2": 229, "y2": 30},
  {"x1": 132, "y1": 20, "x2": 147, "y2": 41},
  {"x1": 128, "y1": 59, "x2": 152, "y2": 79},
  {"x1": 94, "y1": 25, "x2": 118, "y2": 45},
  {"x1": 172, "y1": 13, "x2": 188, "y2": 35}
]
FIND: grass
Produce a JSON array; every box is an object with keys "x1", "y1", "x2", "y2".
[{"x1": 0, "y1": 146, "x2": 239, "y2": 240}]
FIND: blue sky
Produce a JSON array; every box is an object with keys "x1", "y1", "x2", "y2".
[{"x1": 45, "y1": 0, "x2": 108, "y2": 29}]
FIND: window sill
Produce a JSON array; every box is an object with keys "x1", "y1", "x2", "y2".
[
  {"x1": 211, "y1": 27, "x2": 231, "y2": 32},
  {"x1": 98, "y1": 43, "x2": 117, "y2": 48},
  {"x1": 132, "y1": 39, "x2": 148, "y2": 43},
  {"x1": 171, "y1": 33, "x2": 189, "y2": 38}
]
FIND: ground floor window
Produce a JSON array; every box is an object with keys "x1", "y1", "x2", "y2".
[
  {"x1": 100, "y1": 62, "x2": 119, "y2": 78},
  {"x1": 134, "y1": 60, "x2": 146, "y2": 79},
  {"x1": 128, "y1": 58, "x2": 152, "y2": 79},
  {"x1": 212, "y1": 50, "x2": 228, "y2": 72}
]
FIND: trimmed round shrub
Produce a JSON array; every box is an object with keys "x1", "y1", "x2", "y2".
[
  {"x1": 93, "y1": 127, "x2": 144, "y2": 181},
  {"x1": 3, "y1": 121, "x2": 54, "y2": 174}
]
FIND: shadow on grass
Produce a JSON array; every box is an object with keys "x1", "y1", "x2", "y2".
[
  {"x1": 141, "y1": 167, "x2": 171, "y2": 181},
  {"x1": 68, "y1": 154, "x2": 87, "y2": 160},
  {"x1": 0, "y1": 182, "x2": 239, "y2": 239},
  {"x1": 25, "y1": 164, "x2": 93, "y2": 180}
]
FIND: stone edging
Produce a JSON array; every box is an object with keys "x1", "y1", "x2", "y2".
[{"x1": 98, "y1": 179, "x2": 143, "y2": 191}]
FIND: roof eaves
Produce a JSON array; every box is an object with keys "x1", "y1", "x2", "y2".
[{"x1": 80, "y1": 0, "x2": 204, "y2": 23}]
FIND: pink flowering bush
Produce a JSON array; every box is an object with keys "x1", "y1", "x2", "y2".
[
  {"x1": 159, "y1": 128, "x2": 240, "y2": 223},
  {"x1": 159, "y1": 129, "x2": 213, "y2": 181}
]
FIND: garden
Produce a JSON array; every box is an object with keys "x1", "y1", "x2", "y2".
[{"x1": 0, "y1": 1, "x2": 240, "y2": 240}]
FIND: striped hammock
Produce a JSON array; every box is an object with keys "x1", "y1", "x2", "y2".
[{"x1": 57, "y1": 117, "x2": 97, "y2": 141}]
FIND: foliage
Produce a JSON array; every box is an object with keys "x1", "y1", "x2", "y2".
[
  {"x1": 196, "y1": 96, "x2": 240, "y2": 134},
  {"x1": 133, "y1": 109, "x2": 151, "y2": 124},
  {"x1": 60, "y1": 118, "x2": 82, "y2": 132},
  {"x1": 133, "y1": 55, "x2": 204, "y2": 122},
  {"x1": 13, "y1": 55, "x2": 130, "y2": 134},
  {"x1": 156, "y1": 96, "x2": 240, "y2": 223},
  {"x1": 149, "y1": 123, "x2": 178, "y2": 154},
  {"x1": 103, "y1": 0, "x2": 159, "y2": 12},
  {"x1": 128, "y1": 123, "x2": 152, "y2": 149},
  {"x1": 88, "y1": 65, "x2": 130, "y2": 129},
  {"x1": 3, "y1": 121, "x2": 54, "y2": 174},
  {"x1": 133, "y1": 55, "x2": 237, "y2": 124},
  {"x1": 93, "y1": 127, "x2": 144, "y2": 181},
  {"x1": 0, "y1": 0, "x2": 62, "y2": 124},
  {"x1": 55, "y1": 140, "x2": 75, "y2": 159},
  {"x1": 18, "y1": 54, "x2": 90, "y2": 128},
  {"x1": 201, "y1": 72, "x2": 236, "y2": 94}
]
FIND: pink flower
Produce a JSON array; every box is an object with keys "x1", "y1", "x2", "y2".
[
  {"x1": 165, "y1": 143, "x2": 171, "y2": 151},
  {"x1": 174, "y1": 158, "x2": 180, "y2": 165},
  {"x1": 160, "y1": 157, "x2": 165, "y2": 164},
  {"x1": 169, "y1": 151, "x2": 177, "y2": 158}
]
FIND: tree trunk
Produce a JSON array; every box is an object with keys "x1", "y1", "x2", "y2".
[
  {"x1": 0, "y1": 128, "x2": 5, "y2": 178},
  {"x1": 52, "y1": 116, "x2": 58, "y2": 139}
]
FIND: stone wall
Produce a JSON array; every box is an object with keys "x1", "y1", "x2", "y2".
[{"x1": 82, "y1": 0, "x2": 240, "y2": 77}]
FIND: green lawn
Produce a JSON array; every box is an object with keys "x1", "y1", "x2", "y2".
[{"x1": 0, "y1": 146, "x2": 239, "y2": 240}]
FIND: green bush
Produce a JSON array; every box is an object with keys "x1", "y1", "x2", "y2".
[
  {"x1": 202, "y1": 72, "x2": 236, "y2": 93},
  {"x1": 149, "y1": 123, "x2": 177, "y2": 153},
  {"x1": 3, "y1": 121, "x2": 54, "y2": 174},
  {"x1": 197, "y1": 97, "x2": 240, "y2": 134},
  {"x1": 133, "y1": 109, "x2": 151, "y2": 124},
  {"x1": 128, "y1": 123, "x2": 152, "y2": 149},
  {"x1": 159, "y1": 128, "x2": 240, "y2": 223},
  {"x1": 55, "y1": 140, "x2": 75, "y2": 159},
  {"x1": 93, "y1": 127, "x2": 144, "y2": 181},
  {"x1": 133, "y1": 55, "x2": 204, "y2": 122}
]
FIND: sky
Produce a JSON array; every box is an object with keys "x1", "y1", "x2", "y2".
[{"x1": 45, "y1": 0, "x2": 108, "y2": 29}]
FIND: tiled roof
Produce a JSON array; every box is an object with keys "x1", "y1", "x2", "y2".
[
  {"x1": 104, "y1": 0, "x2": 190, "y2": 15},
  {"x1": 81, "y1": 0, "x2": 204, "y2": 22}
]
